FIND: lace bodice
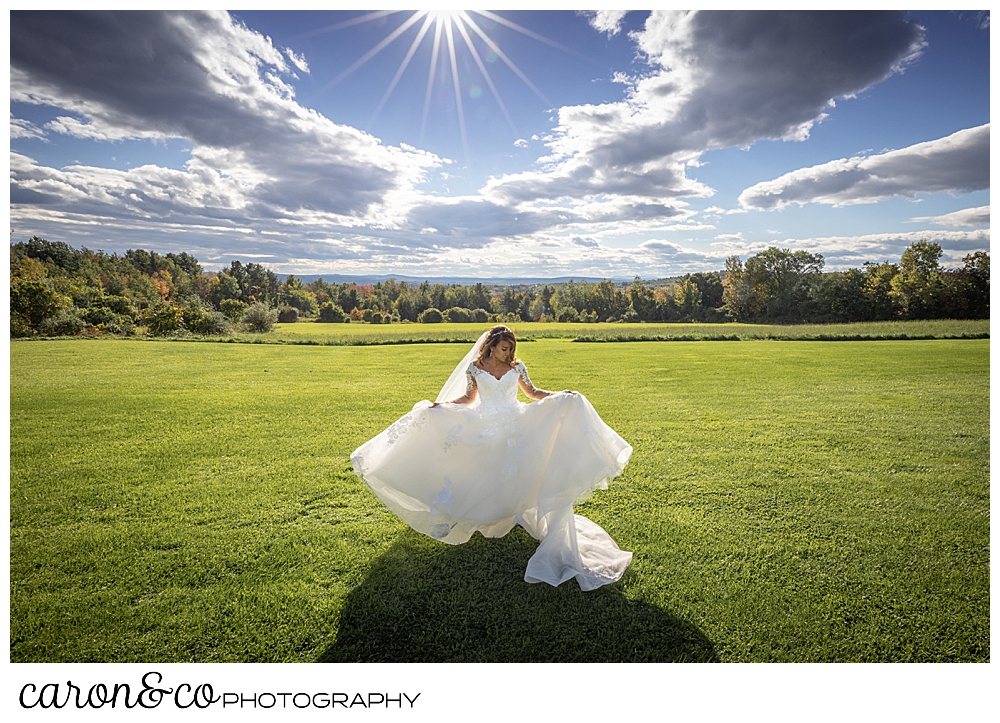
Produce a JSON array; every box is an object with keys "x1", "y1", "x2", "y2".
[{"x1": 466, "y1": 361, "x2": 532, "y2": 410}]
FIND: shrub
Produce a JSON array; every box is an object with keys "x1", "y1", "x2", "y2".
[
  {"x1": 418, "y1": 307, "x2": 443, "y2": 323},
  {"x1": 39, "y1": 310, "x2": 87, "y2": 337},
  {"x1": 622, "y1": 308, "x2": 641, "y2": 323},
  {"x1": 277, "y1": 306, "x2": 298, "y2": 323},
  {"x1": 317, "y1": 302, "x2": 347, "y2": 323},
  {"x1": 220, "y1": 299, "x2": 249, "y2": 321},
  {"x1": 144, "y1": 304, "x2": 185, "y2": 335},
  {"x1": 241, "y1": 302, "x2": 278, "y2": 333},
  {"x1": 284, "y1": 288, "x2": 317, "y2": 315},
  {"x1": 102, "y1": 295, "x2": 136, "y2": 318},
  {"x1": 443, "y1": 307, "x2": 472, "y2": 323},
  {"x1": 184, "y1": 306, "x2": 231, "y2": 335},
  {"x1": 389, "y1": 312, "x2": 401, "y2": 323},
  {"x1": 82, "y1": 305, "x2": 119, "y2": 327},
  {"x1": 70, "y1": 285, "x2": 103, "y2": 309},
  {"x1": 10, "y1": 314, "x2": 33, "y2": 337},
  {"x1": 472, "y1": 308, "x2": 490, "y2": 323},
  {"x1": 349, "y1": 308, "x2": 364, "y2": 322},
  {"x1": 102, "y1": 320, "x2": 136, "y2": 336},
  {"x1": 203, "y1": 312, "x2": 231, "y2": 335},
  {"x1": 11, "y1": 279, "x2": 67, "y2": 331},
  {"x1": 370, "y1": 312, "x2": 383, "y2": 324},
  {"x1": 362, "y1": 308, "x2": 375, "y2": 323},
  {"x1": 557, "y1": 308, "x2": 579, "y2": 323}
]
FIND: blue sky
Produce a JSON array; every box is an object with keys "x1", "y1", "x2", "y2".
[{"x1": 9, "y1": 9, "x2": 990, "y2": 278}]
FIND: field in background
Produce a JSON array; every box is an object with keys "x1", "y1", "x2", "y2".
[
  {"x1": 10, "y1": 338, "x2": 989, "y2": 661},
  {"x1": 250, "y1": 318, "x2": 987, "y2": 345}
]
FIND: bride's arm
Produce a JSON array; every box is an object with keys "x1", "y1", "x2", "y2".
[
  {"x1": 430, "y1": 369, "x2": 478, "y2": 407},
  {"x1": 516, "y1": 362, "x2": 574, "y2": 401}
]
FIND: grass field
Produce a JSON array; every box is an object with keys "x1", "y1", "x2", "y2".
[
  {"x1": 157, "y1": 318, "x2": 991, "y2": 346},
  {"x1": 10, "y1": 337, "x2": 989, "y2": 662}
]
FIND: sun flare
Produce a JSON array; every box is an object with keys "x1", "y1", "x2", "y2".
[{"x1": 318, "y1": 10, "x2": 571, "y2": 162}]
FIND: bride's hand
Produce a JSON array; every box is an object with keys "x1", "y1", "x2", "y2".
[{"x1": 429, "y1": 402, "x2": 439, "y2": 408}]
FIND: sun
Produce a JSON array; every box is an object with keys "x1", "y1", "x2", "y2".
[
  {"x1": 311, "y1": 10, "x2": 574, "y2": 162},
  {"x1": 426, "y1": 10, "x2": 462, "y2": 23}
]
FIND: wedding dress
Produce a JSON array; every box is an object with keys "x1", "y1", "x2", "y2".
[{"x1": 350, "y1": 332, "x2": 633, "y2": 590}]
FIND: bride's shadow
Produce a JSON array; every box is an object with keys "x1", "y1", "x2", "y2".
[{"x1": 319, "y1": 527, "x2": 717, "y2": 662}]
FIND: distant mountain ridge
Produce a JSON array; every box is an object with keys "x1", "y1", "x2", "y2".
[
  {"x1": 278, "y1": 273, "x2": 631, "y2": 286},
  {"x1": 274, "y1": 273, "x2": 687, "y2": 287}
]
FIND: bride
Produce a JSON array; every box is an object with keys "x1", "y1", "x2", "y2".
[{"x1": 351, "y1": 325, "x2": 633, "y2": 590}]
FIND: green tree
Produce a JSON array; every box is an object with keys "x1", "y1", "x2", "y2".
[
  {"x1": 890, "y1": 241, "x2": 946, "y2": 319},
  {"x1": 143, "y1": 304, "x2": 184, "y2": 335},
  {"x1": 950, "y1": 251, "x2": 990, "y2": 318},
  {"x1": 207, "y1": 273, "x2": 242, "y2": 309},
  {"x1": 499, "y1": 288, "x2": 519, "y2": 314},
  {"x1": 628, "y1": 278, "x2": 656, "y2": 321},
  {"x1": 318, "y1": 301, "x2": 347, "y2": 323},
  {"x1": 590, "y1": 280, "x2": 621, "y2": 321},
  {"x1": 11, "y1": 279, "x2": 68, "y2": 335},
  {"x1": 722, "y1": 248, "x2": 823, "y2": 322},
  {"x1": 394, "y1": 294, "x2": 416, "y2": 322},
  {"x1": 430, "y1": 284, "x2": 447, "y2": 311},
  {"x1": 674, "y1": 278, "x2": 703, "y2": 320},
  {"x1": 419, "y1": 307, "x2": 443, "y2": 323},
  {"x1": 443, "y1": 307, "x2": 472, "y2": 323},
  {"x1": 862, "y1": 262, "x2": 899, "y2": 320},
  {"x1": 471, "y1": 282, "x2": 493, "y2": 311},
  {"x1": 219, "y1": 298, "x2": 249, "y2": 321}
]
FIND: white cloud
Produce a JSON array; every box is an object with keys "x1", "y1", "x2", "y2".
[
  {"x1": 582, "y1": 10, "x2": 629, "y2": 36},
  {"x1": 722, "y1": 229, "x2": 989, "y2": 269},
  {"x1": 739, "y1": 125, "x2": 990, "y2": 210},
  {"x1": 484, "y1": 11, "x2": 925, "y2": 212},
  {"x1": 910, "y1": 205, "x2": 989, "y2": 228},
  {"x1": 10, "y1": 115, "x2": 47, "y2": 141},
  {"x1": 284, "y1": 47, "x2": 309, "y2": 73},
  {"x1": 715, "y1": 232, "x2": 744, "y2": 241},
  {"x1": 639, "y1": 240, "x2": 685, "y2": 255},
  {"x1": 513, "y1": 138, "x2": 529, "y2": 148},
  {"x1": 10, "y1": 11, "x2": 440, "y2": 222},
  {"x1": 8, "y1": 10, "x2": 981, "y2": 279}
]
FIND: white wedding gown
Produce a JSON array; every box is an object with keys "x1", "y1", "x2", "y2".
[{"x1": 351, "y1": 360, "x2": 633, "y2": 590}]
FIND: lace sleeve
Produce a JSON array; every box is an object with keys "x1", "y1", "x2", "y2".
[
  {"x1": 465, "y1": 363, "x2": 478, "y2": 393},
  {"x1": 516, "y1": 362, "x2": 549, "y2": 394}
]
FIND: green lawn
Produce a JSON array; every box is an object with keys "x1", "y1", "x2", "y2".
[
  {"x1": 10, "y1": 338, "x2": 989, "y2": 662},
  {"x1": 250, "y1": 318, "x2": 989, "y2": 345}
]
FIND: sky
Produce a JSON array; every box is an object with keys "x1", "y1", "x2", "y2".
[{"x1": 9, "y1": 9, "x2": 991, "y2": 279}]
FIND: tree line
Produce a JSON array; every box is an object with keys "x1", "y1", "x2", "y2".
[{"x1": 9, "y1": 236, "x2": 989, "y2": 337}]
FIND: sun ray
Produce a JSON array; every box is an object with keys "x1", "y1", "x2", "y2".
[
  {"x1": 472, "y1": 9, "x2": 586, "y2": 60},
  {"x1": 322, "y1": 11, "x2": 426, "y2": 91},
  {"x1": 444, "y1": 19, "x2": 469, "y2": 162},
  {"x1": 370, "y1": 12, "x2": 435, "y2": 126},
  {"x1": 454, "y1": 12, "x2": 517, "y2": 134},
  {"x1": 319, "y1": 10, "x2": 574, "y2": 157},
  {"x1": 298, "y1": 10, "x2": 402, "y2": 39},
  {"x1": 461, "y1": 13, "x2": 552, "y2": 107},
  {"x1": 419, "y1": 18, "x2": 445, "y2": 146}
]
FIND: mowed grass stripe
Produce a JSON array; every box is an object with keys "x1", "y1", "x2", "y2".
[
  {"x1": 10, "y1": 339, "x2": 988, "y2": 661},
  {"x1": 23, "y1": 318, "x2": 983, "y2": 346}
]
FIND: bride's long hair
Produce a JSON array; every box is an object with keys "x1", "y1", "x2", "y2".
[{"x1": 477, "y1": 325, "x2": 518, "y2": 367}]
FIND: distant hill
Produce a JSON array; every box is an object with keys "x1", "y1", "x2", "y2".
[{"x1": 276, "y1": 273, "x2": 692, "y2": 287}]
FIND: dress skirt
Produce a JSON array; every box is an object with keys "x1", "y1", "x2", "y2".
[{"x1": 351, "y1": 391, "x2": 633, "y2": 590}]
